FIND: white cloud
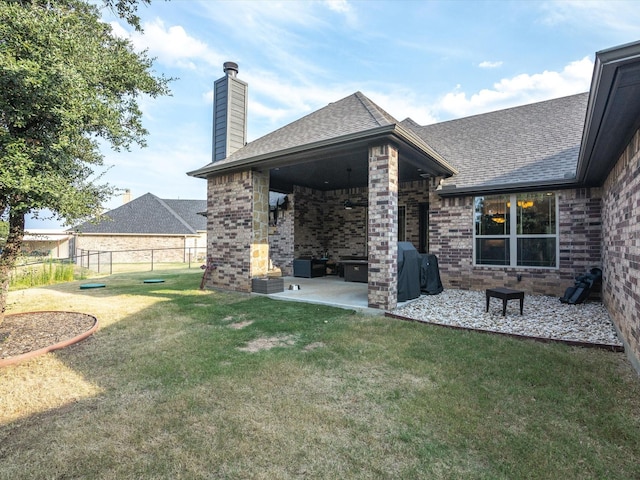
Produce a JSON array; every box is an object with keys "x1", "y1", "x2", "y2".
[
  {"x1": 437, "y1": 56, "x2": 593, "y2": 118},
  {"x1": 322, "y1": 0, "x2": 358, "y2": 26},
  {"x1": 111, "y1": 18, "x2": 223, "y2": 69},
  {"x1": 324, "y1": 0, "x2": 351, "y2": 14},
  {"x1": 539, "y1": 0, "x2": 640, "y2": 37},
  {"x1": 479, "y1": 60, "x2": 503, "y2": 69}
]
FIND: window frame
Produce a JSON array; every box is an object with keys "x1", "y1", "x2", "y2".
[{"x1": 473, "y1": 192, "x2": 559, "y2": 269}]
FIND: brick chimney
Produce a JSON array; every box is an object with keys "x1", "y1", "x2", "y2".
[{"x1": 212, "y1": 61, "x2": 248, "y2": 162}]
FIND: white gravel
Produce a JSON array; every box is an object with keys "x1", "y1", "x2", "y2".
[{"x1": 391, "y1": 289, "x2": 623, "y2": 347}]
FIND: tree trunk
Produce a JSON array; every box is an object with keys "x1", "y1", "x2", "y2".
[{"x1": 0, "y1": 212, "x2": 25, "y2": 325}]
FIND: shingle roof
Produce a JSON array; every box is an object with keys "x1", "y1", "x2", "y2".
[
  {"x1": 402, "y1": 93, "x2": 589, "y2": 193},
  {"x1": 71, "y1": 193, "x2": 207, "y2": 235},
  {"x1": 192, "y1": 92, "x2": 398, "y2": 169},
  {"x1": 188, "y1": 91, "x2": 456, "y2": 179}
]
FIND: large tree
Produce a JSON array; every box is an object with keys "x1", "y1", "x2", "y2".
[{"x1": 0, "y1": 0, "x2": 170, "y2": 321}]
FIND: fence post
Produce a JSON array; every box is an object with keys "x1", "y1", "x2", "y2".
[{"x1": 151, "y1": 249, "x2": 154, "y2": 271}]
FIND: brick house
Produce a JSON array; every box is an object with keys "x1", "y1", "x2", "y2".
[
  {"x1": 70, "y1": 192, "x2": 207, "y2": 264},
  {"x1": 189, "y1": 41, "x2": 640, "y2": 372}
]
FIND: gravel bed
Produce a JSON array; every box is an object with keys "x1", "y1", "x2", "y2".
[{"x1": 391, "y1": 289, "x2": 623, "y2": 347}]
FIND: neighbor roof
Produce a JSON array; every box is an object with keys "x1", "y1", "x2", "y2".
[
  {"x1": 401, "y1": 93, "x2": 589, "y2": 195},
  {"x1": 188, "y1": 91, "x2": 456, "y2": 179},
  {"x1": 71, "y1": 193, "x2": 207, "y2": 235}
]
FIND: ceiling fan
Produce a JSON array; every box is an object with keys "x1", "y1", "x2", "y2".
[{"x1": 344, "y1": 168, "x2": 367, "y2": 209}]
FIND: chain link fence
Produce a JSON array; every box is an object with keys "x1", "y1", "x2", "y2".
[{"x1": 74, "y1": 247, "x2": 207, "y2": 274}]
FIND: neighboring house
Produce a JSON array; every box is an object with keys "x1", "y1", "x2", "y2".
[
  {"x1": 70, "y1": 192, "x2": 207, "y2": 263},
  {"x1": 21, "y1": 229, "x2": 72, "y2": 259},
  {"x1": 189, "y1": 42, "x2": 640, "y2": 372}
]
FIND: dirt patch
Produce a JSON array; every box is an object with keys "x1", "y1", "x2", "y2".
[
  {"x1": 237, "y1": 335, "x2": 297, "y2": 353},
  {"x1": 228, "y1": 320, "x2": 253, "y2": 330}
]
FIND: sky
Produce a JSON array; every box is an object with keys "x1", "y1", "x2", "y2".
[{"x1": 26, "y1": 0, "x2": 640, "y2": 228}]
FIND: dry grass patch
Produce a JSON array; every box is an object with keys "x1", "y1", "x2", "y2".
[
  {"x1": 228, "y1": 320, "x2": 253, "y2": 330},
  {"x1": 237, "y1": 334, "x2": 297, "y2": 352},
  {"x1": 303, "y1": 341, "x2": 325, "y2": 351}
]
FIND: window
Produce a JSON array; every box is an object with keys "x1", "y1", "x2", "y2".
[
  {"x1": 474, "y1": 192, "x2": 557, "y2": 268},
  {"x1": 398, "y1": 205, "x2": 406, "y2": 241}
]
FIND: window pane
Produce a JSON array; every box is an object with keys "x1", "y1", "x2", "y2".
[
  {"x1": 476, "y1": 238, "x2": 510, "y2": 265},
  {"x1": 517, "y1": 238, "x2": 556, "y2": 267},
  {"x1": 517, "y1": 193, "x2": 556, "y2": 234},
  {"x1": 475, "y1": 195, "x2": 510, "y2": 235}
]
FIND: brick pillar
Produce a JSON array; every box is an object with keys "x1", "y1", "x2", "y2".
[
  {"x1": 251, "y1": 170, "x2": 270, "y2": 277},
  {"x1": 205, "y1": 169, "x2": 269, "y2": 292},
  {"x1": 368, "y1": 143, "x2": 399, "y2": 309}
]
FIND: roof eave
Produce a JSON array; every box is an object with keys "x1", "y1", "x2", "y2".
[
  {"x1": 187, "y1": 124, "x2": 458, "y2": 179},
  {"x1": 576, "y1": 40, "x2": 640, "y2": 185}
]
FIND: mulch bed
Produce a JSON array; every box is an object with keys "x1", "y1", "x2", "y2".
[{"x1": 0, "y1": 311, "x2": 96, "y2": 359}]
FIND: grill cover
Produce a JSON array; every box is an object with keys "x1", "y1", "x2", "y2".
[
  {"x1": 418, "y1": 254, "x2": 443, "y2": 295},
  {"x1": 397, "y1": 242, "x2": 421, "y2": 302}
]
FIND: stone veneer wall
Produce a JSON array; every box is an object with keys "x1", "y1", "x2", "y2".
[
  {"x1": 429, "y1": 184, "x2": 602, "y2": 296},
  {"x1": 601, "y1": 127, "x2": 640, "y2": 372},
  {"x1": 74, "y1": 233, "x2": 205, "y2": 263},
  {"x1": 367, "y1": 144, "x2": 398, "y2": 309},
  {"x1": 206, "y1": 170, "x2": 268, "y2": 292},
  {"x1": 250, "y1": 170, "x2": 270, "y2": 277}
]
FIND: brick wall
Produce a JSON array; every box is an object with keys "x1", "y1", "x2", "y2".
[
  {"x1": 74, "y1": 233, "x2": 205, "y2": 263},
  {"x1": 399, "y1": 179, "x2": 430, "y2": 249},
  {"x1": 205, "y1": 171, "x2": 254, "y2": 292},
  {"x1": 429, "y1": 185, "x2": 603, "y2": 296},
  {"x1": 601, "y1": 127, "x2": 640, "y2": 371},
  {"x1": 268, "y1": 195, "x2": 295, "y2": 276},
  {"x1": 324, "y1": 189, "x2": 368, "y2": 258},
  {"x1": 292, "y1": 186, "x2": 326, "y2": 257}
]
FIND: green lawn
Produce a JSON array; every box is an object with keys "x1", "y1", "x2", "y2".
[{"x1": 1, "y1": 270, "x2": 639, "y2": 479}]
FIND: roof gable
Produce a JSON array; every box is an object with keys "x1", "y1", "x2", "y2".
[
  {"x1": 189, "y1": 92, "x2": 401, "y2": 174},
  {"x1": 225, "y1": 91, "x2": 399, "y2": 164},
  {"x1": 71, "y1": 193, "x2": 207, "y2": 235}
]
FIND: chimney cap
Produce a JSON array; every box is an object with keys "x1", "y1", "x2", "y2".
[{"x1": 223, "y1": 61, "x2": 239, "y2": 77}]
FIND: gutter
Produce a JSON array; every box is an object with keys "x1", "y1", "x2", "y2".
[{"x1": 436, "y1": 176, "x2": 580, "y2": 197}]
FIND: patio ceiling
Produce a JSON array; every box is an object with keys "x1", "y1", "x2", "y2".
[{"x1": 235, "y1": 130, "x2": 455, "y2": 193}]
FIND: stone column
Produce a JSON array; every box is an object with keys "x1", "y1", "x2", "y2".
[
  {"x1": 250, "y1": 170, "x2": 270, "y2": 278},
  {"x1": 368, "y1": 143, "x2": 399, "y2": 309}
]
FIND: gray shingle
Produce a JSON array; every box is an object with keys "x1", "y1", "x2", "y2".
[
  {"x1": 71, "y1": 193, "x2": 206, "y2": 234},
  {"x1": 199, "y1": 91, "x2": 399, "y2": 167},
  {"x1": 402, "y1": 93, "x2": 589, "y2": 192}
]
